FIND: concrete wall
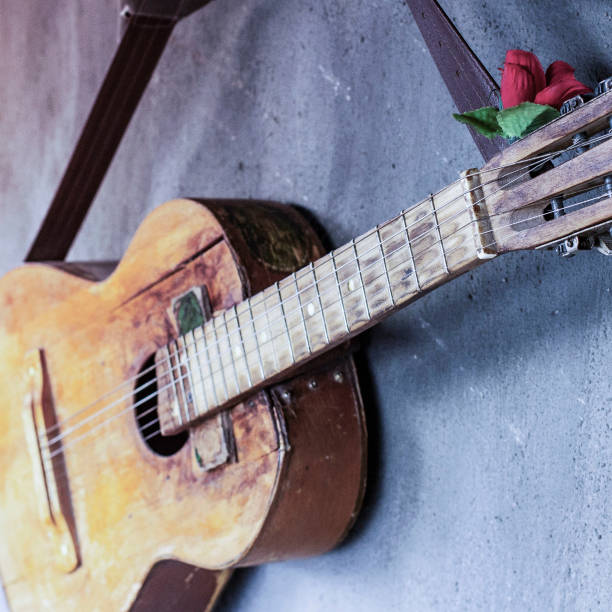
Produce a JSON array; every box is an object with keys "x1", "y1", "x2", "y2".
[{"x1": 0, "y1": 1, "x2": 610, "y2": 610}]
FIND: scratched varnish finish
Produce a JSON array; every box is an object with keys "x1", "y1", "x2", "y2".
[{"x1": 0, "y1": 199, "x2": 367, "y2": 611}]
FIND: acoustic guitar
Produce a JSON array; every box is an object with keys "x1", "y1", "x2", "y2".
[{"x1": 0, "y1": 85, "x2": 610, "y2": 610}]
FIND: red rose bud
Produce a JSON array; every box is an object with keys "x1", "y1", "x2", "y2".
[
  {"x1": 544, "y1": 60, "x2": 576, "y2": 84},
  {"x1": 500, "y1": 50, "x2": 546, "y2": 108},
  {"x1": 534, "y1": 60, "x2": 592, "y2": 109}
]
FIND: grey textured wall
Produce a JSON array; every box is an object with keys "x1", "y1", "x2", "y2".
[{"x1": 0, "y1": 1, "x2": 610, "y2": 610}]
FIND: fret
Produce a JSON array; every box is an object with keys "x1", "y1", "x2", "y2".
[
  {"x1": 187, "y1": 327, "x2": 211, "y2": 414},
  {"x1": 331, "y1": 251, "x2": 350, "y2": 334},
  {"x1": 207, "y1": 314, "x2": 230, "y2": 402},
  {"x1": 351, "y1": 238, "x2": 370, "y2": 319},
  {"x1": 294, "y1": 273, "x2": 311, "y2": 353},
  {"x1": 221, "y1": 310, "x2": 242, "y2": 396},
  {"x1": 354, "y1": 230, "x2": 393, "y2": 319},
  {"x1": 179, "y1": 337, "x2": 199, "y2": 421},
  {"x1": 429, "y1": 194, "x2": 449, "y2": 275},
  {"x1": 163, "y1": 344, "x2": 183, "y2": 426},
  {"x1": 434, "y1": 179, "x2": 479, "y2": 274},
  {"x1": 276, "y1": 282, "x2": 295, "y2": 365},
  {"x1": 249, "y1": 289, "x2": 277, "y2": 378},
  {"x1": 402, "y1": 211, "x2": 421, "y2": 292},
  {"x1": 333, "y1": 240, "x2": 369, "y2": 331},
  {"x1": 236, "y1": 298, "x2": 265, "y2": 383},
  {"x1": 404, "y1": 198, "x2": 447, "y2": 289},
  {"x1": 263, "y1": 283, "x2": 294, "y2": 371},
  {"x1": 198, "y1": 322, "x2": 221, "y2": 409},
  {"x1": 278, "y1": 273, "x2": 311, "y2": 360},
  {"x1": 259, "y1": 293, "x2": 279, "y2": 373},
  {"x1": 312, "y1": 263, "x2": 330, "y2": 344},
  {"x1": 376, "y1": 226, "x2": 395, "y2": 306},
  {"x1": 225, "y1": 304, "x2": 252, "y2": 393},
  {"x1": 294, "y1": 263, "x2": 327, "y2": 352},
  {"x1": 379, "y1": 214, "x2": 419, "y2": 305},
  {"x1": 314, "y1": 251, "x2": 348, "y2": 341},
  {"x1": 172, "y1": 340, "x2": 190, "y2": 424}
]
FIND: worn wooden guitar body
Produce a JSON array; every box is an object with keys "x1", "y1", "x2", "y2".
[{"x1": 0, "y1": 199, "x2": 367, "y2": 610}]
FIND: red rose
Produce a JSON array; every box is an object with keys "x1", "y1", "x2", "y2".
[
  {"x1": 500, "y1": 50, "x2": 591, "y2": 110},
  {"x1": 500, "y1": 49, "x2": 546, "y2": 108},
  {"x1": 534, "y1": 61, "x2": 592, "y2": 109}
]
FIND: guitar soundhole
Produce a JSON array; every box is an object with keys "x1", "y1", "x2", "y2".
[{"x1": 134, "y1": 355, "x2": 188, "y2": 456}]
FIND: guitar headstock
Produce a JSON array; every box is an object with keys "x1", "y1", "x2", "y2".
[{"x1": 478, "y1": 78, "x2": 612, "y2": 257}]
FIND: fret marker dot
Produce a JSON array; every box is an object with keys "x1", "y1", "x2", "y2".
[
  {"x1": 261, "y1": 331, "x2": 268, "y2": 342},
  {"x1": 234, "y1": 346, "x2": 242, "y2": 357},
  {"x1": 307, "y1": 303, "x2": 315, "y2": 317},
  {"x1": 348, "y1": 279, "x2": 356, "y2": 292}
]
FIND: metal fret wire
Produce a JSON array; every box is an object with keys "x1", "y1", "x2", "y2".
[
  {"x1": 40, "y1": 132, "x2": 612, "y2": 449},
  {"x1": 42, "y1": 184, "x2": 611, "y2": 462}
]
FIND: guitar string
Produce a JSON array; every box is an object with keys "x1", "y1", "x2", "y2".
[
  {"x1": 39, "y1": 131, "x2": 602, "y2": 443},
  {"x1": 41, "y1": 182, "x2": 610, "y2": 461},
  {"x1": 39, "y1": 133, "x2": 612, "y2": 450},
  {"x1": 43, "y1": 165, "x2": 612, "y2": 462},
  {"x1": 40, "y1": 189, "x2": 612, "y2": 494},
  {"x1": 147, "y1": 129, "x2": 612, "y2": 388},
  {"x1": 41, "y1": 128, "x2": 612, "y2": 444},
  {"x1": 135, "y1": 188, "x2": 612, "y2": 441},
  {"x1": 39, "y1": 141, "x2": 563, "y2": 447},
  {"x1": 43, "y1": 236, "x2": 493, "y2": 485},
  {"x1": 41, "y1": 185, "x2": 612, "y2": 484}
]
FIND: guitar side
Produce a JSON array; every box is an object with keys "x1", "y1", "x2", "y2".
[{"x1": 0, "y1": 199, "x2": 367, "y2": 610}]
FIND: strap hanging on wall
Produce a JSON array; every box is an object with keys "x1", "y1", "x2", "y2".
[
  {"x1": 405, "y1": 0, "x2": 506, "y2": 162},
  {"x1": 25, "y1": 1, "x2": 213, "y2": 262}
]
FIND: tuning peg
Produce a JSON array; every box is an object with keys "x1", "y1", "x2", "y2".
[
  {"x1": 560, "y1": 76, "x2": 612, "y2": 116},
  {"x1": 595, "y1": 76, "x2": 612, "y2": 97},
  {"x1": 557, "y1": 236, "x2": 579, "y2": 257},
  {"x1": 560, "y1": 94, "x2": 593, "y2": 116},
  {"x1": 596, "y1": 230, "x2": 612, "y2": 256},
  {"x1": 572, "y1": 131, "x2": 589, "y2": 154}
]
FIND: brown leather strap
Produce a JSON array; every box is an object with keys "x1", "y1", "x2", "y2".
[
  {"x1": 26, "y1": 14, "x2": 175, "y2": 262},
  {"x1": 405, "y1": 0, "x2": 506, "y2": 162},
  {"x1": 130, "y1": 561, "x2": 233, "y2": 612}
]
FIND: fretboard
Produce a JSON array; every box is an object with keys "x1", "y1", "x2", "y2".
[{"x1": 158, "y1": 170, "x2": 494, "y2": 435}]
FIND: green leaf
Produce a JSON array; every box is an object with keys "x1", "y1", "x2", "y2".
[
  {"x1": 496, "y1": 102, "x2": 559, "y2": 139},
  {"x1": 452, "y1": 106, "x2": 502, "y2": 138}
]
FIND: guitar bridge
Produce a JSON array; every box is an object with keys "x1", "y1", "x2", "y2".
[{"x1": 22, "y1": 349, "x2": 80, "y2": 573}]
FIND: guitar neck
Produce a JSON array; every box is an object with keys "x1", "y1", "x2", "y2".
[{"x1": 158, "y1": 170, "x2": 494, "y2": 435}]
